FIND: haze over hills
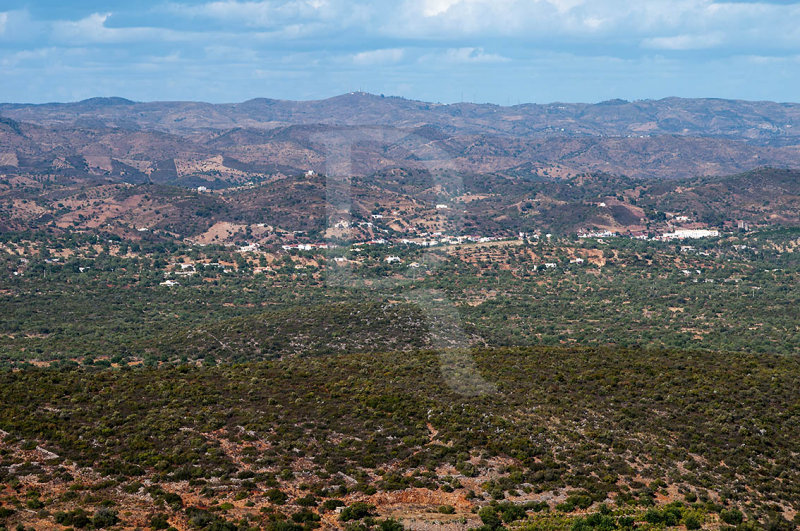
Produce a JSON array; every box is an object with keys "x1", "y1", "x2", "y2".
[
  {"x1": 3, "y1": 93, "x2": 800, "y2": 141},
  {"x1": 0, "y1": 93, "x2": 799, "y2": 184}
]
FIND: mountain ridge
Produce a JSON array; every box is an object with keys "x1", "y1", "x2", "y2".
[{"x1": 2, "y1": 93, "x2": 800, "y2": 142}]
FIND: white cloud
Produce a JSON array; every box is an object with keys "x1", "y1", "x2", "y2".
[
  {"x1": 0, "y1": 47, "x2": 94, "y2": 72},
  {"x1": 44, "y1": 1, "x2": 800, "y2": 53},
  {"x1": 388, "y1": 0, "x2": 800, "y2": 51},
  {"x1": 0, "y1": 10, "x2": 45, "y2": 43},
  {"x1": 352, "y1": 48, "x2": 405, "y2": 65},
  {"x1": 420, "y1": 0, "x2": 462, "y2": 17},
  {"x1": 440, "y1": 47, "x2": 510, "y2": 64},
  {"x1": 4, "y1": 0, "x2": 800, "y2": 105},
  {"x1": 51, "y1": 12, "x2": 191, "y2": 44},
  {"x1": 166, "y1": 0, "x2": 358, "y2": 28},
  {"x1": 1, "y1": 48, "x2": 51, "y2": 68},
  {"x1": 169, "y1": 0, "x2": 281, "y2": 26},
  {"x1": 642, "y1": 32, "x2": 724, "y2": 51}
]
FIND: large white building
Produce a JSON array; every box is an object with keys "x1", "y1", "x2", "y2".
[{"x1": 661, "y1": 229, "x2": 720, "y2": 240}]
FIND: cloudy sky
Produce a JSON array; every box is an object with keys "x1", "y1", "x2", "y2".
[{"x1": 1, "y1": 0, "x2": 800, "y2": 104}]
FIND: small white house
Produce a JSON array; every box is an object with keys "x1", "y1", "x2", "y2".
[{"x1": 385, "y1": 256, "x2": 401, "y2": 264}]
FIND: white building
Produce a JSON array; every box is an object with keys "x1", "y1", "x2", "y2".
[{"x1": 661, "y1": 229, "x2": 719, "y2": 240}]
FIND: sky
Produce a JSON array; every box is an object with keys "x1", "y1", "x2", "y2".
[{"x1": 1, "y1": 0, "x2": 800, "y2": 104}]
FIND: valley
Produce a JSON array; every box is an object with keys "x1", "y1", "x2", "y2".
[{"x1": 1, "y1": 95, "x2": 799, "y2": 531}]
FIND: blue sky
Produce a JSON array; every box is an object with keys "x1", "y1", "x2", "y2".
[{"x1": 1, "y1": 0, "x2": 800, "y2": 104}]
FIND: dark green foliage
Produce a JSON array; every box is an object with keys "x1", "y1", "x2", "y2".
[
  {"x1": 339, "y1": 503, "x2": 375, "y2": 522},
  {"x1": 2, "y1": 227, "x2": 800, "y2": 371},
  {"x1": 154, "y1": 302, "x2": 434, "y2": 363},
  {"x1": 0, "y1": 345, "x2": 799, "y2": 524},
  {"x1": 684, "y1": 513, "x2": 702, "y2": 530},
  {"x1": 186, "y1": 507, "x2": 238, "y2": 530},
  {"x1": 378, "y1": 519, "x2": 404, "y2": 531},
  {"x1": 721, "y1": 508, "x2": 745, "y2": 525},
  {"x1": 265, "y1": 489, "x2": 288, "y2": 505},
  {"x1": 24, "y1": 498, "x2": 43, "y2": 510},
  {"x1": 296, "y1": 495, "x2": 318, "y2": 507},
  {"x1": 571, "y1": 512, "x2": 617, "y2": 531},
  {"x1": 54, "y1": 509, "x2": 92, "y2": 528},
  {"x1": 91, "y1": 508, "x2": 119, "y2": 529},
  {"x1": 322, "y1": 499, "x2": 346, "y2": 511},
  {"x1": 151, "y1": 513, "x2": 171, "y2": 529},
  {"x1": 290, "y1": 509, "x2": 320, "y2": 523},
  {"x1": 478, "y1": 507, "x2": 503, "y2": 529},
  {"x1": 496, "y1": 503, "x2": 527, "y2": 523}
]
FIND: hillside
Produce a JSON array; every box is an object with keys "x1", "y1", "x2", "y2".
[
  {"x1": 3, "y1": 94, "x2": 800, "y2": 142},
  {"x1": 149, "y1": 302, "x2": 440, "y2": 363},
  {"x1": 1, "y1": 347, "x2": 798, "y2": 530},
  {"x1": 2, "y1": 167, "x2": 799, "y2": 242},
  {"x1": 1, "y1": 95, "x2": 800, "y2": 186},
  {"x1": 636, "y1": 167, "x2": 800, "y2": 225}
]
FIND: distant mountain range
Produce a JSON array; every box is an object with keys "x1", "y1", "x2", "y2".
[
  {"x1": 3, "y1": 93, "x2": 800, "y2": 141},
  {"x1": 1, "y1": 93, "x2": 799, "y2": 181},
  {"x1": 1, "y1": 94, "x2": 799, "y2": 239}
]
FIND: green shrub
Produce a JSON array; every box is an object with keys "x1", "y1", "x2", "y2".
[
  {"x1": 684, "y1": 513, "x2": 702, "y2": 530},
  {"x1": 322, "y1": 499, "x2": 345, "y2": 511},
  {"x1": 25, "y1": 499, "x2": 44, "y2": 510},
  {"x1": 92, "y1": 508, "x2": 119, "y2": 529},
  {"x1": 265, "y1": 489, "x2": 288, "y2": 505},
  {"x1": 296, "y1": 495, "x2": 317, "y2": 507},
  {"x1": 339, "y1": 502, "x2": 375, "y2": 521},
  {"x1": 150, "y1": 513, "x2": 170, "y2": 530},
  {"x1": 378, "y1": 519, "x2": 404, "y2": 531},
  {"x1": 572, "y1": 512, "x2": 616, "y2": 531},
  {"x1": 499, "y1": 503, "x2": 527, "y2": 523},
  {"x1": 721, "y1": 508, "x2": 744, "y2": 525},
  {"x1": 478, "y1": 507, "x2": 502, "y2": 529},
  {"x1": 291, "y1": 509, "x2": 320, "y2": 523}
]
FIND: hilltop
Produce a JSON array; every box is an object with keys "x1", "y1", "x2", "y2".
[{"x1": 3, "y1": 94, "x2": 800, "y2": 141}]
